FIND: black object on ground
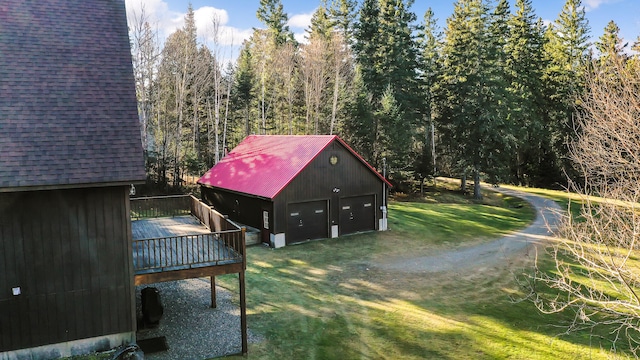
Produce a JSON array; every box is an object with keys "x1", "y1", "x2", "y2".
[
  {"x1": 137, "y1": 336, "x2": 169, "y2": 354},
  {"x1": 141, "y1": 287, "x2": 164, "y2": 327}
]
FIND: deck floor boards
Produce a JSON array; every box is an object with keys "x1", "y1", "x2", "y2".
[
  {"x1": 132, "y1": 215, "x2": 210, "y2": 240},
  {"x1": 131, "y1": 215, "x2": 241, "y2": 276}
]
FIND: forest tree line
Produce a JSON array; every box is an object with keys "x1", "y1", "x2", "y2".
[{"x1": 128, "y1": 0, "x2": 639, "y2": 196}]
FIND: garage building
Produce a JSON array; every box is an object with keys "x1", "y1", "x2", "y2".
[{"x1": 198, "y1": 135, "x2": 391, "y2": 248}]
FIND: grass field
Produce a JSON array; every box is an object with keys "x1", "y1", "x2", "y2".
[{"x1": 217, "y1": 182, "x2": 631, "y2": 359}]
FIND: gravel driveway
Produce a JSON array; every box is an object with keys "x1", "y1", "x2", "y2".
[{"x1": 378, "y1": 187, "x2": 563, "y2": 273}]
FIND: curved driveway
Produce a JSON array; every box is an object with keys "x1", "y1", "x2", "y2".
[{"x1": 379, "y1": 187, "x2": 563, "y2": 273}]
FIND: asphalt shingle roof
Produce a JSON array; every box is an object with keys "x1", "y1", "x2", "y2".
[{"x1": 0, "y1": 0, "x2": 145, "y2": 191}]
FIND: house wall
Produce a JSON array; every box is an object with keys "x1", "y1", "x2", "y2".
[
  {"x1": 0, "y1": 186, "x2": 135, "y2": 355},
  {"x1": 274, "y1": 141, "x2": 385, "y2": 244}
]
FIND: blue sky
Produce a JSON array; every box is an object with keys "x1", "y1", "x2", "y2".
[{"x1": 125, "y1": 0, "x2": 639, "y2": 55}]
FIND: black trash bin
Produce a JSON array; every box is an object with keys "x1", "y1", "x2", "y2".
[{"x1": 141, "y1": 287, "x2": 164, "y2": 327}]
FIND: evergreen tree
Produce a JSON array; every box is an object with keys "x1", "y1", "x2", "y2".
[
  {"x1": 595, "y1": 20, "x2": 628, "y2": 64},
  {"x1": 415, "y1": 7, "x2": 442, "y2": 184},
  {"x1": 342, "y1": 67, "x2": 376, "y2": 163},
  {"x1": 438, "y1": 0, "x2": 510, "y2": 199},
  {"x1": 376, "y1": 86, "x2": 411, "y2": 173},
  {"x1": 329, "y1": 0, "x2": 357, "y2": 47},
  {"x1": 353, "y1": 0, "x2": 421, "y2": 175},
  {"x1": 377, "y1": 0, "x2": 421, "y2": 117},
  {"x1": 232, "y1": 42, "x2": 255, "y2": 138},
  {"x1": 482, "y1": 0, "x2": 513, "y2": 185},
  {"x1": 505, "y1": 0, "x2": 549, "y2": 185},
  {"x1": 256, "y1": 0, "x2": 295, "y2": 45},
  {"x1": 307, "y1": 4, "x2": 333, "y2": 41},
  {"x1": 353, "y1": 0, "x2": 382, "y2": 101},
  {"x1": 544, "y1": 0, "x2": 590, "y2": 180}
]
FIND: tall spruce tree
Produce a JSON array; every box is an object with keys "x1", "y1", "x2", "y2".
[
  {"x1": 256, "y1": 0, "x2": 295, "y2": 45},
  {"x1": 438, "y1": 0, "x2": 510, "y2": 199},
  {"x1": 595, "y1": 21, "x2": 628, "y2": 65},
  {"x1": 505, "y1": 0, "x2": 549, "y2": 185},
  {"x1": 415, "y1": 7, "x2": 442, "y2": 185},
  {"x1": 544, "y1": 0, "x2": 590, "y2": 180},
  {"x1": 232, "y1": 42, "x2": 255, "y2": 138},
  {"x1": 352, "y1": 0, "x2": 421, "y2": 174},
  {"x1": 329, "y1": 0, "x2": 357, "y2": 47},
  {"x1": 353, "y1": 0, "x2": 382, "y2": 101},
  {"x1": 342, "y1": 67, "x2": 376, "y2": 163}
]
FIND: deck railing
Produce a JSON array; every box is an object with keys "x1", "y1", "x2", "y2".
[
  {"x1": 130, "y1": 194, "x2": 246, "y2": 273},
  {"x1": 133, "y1": 229, "x2": 244, "y2": 273},
  {"x1": 130, "y1": 195, "x2": 191, "y2": 220}
]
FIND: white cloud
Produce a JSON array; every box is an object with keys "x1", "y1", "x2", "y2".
[
  {"x1": 286, "y1": 10, "x2": 314, "y2": 44},
  {"x1": 583, "y1": 0, "x2": 620, "y2": 11},
  {"x1": 125, "y1": 0, "x2": 181, "y2": 37},
  {"x1": 287, "y1": 11, "x2": 314, "y2": 29},
  {"x1": 125, "y1": 0, "x2": 252, "y2": 47},
  {"x1": 294, "y1": 32, "x2": 308, "y2": 45}
]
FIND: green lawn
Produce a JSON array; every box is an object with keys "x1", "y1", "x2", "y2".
[{"x1": 218, "y1": 184, "x2": 630, "y2": 359}]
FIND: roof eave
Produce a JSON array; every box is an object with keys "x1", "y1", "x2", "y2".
[
  {"x1": 198, "y1": 183, "x2": 273, "y2": 201},
  {"x1": 0, "y1": 179, "x2": 145, "y2": 193}
]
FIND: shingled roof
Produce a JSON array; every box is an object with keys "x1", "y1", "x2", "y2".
[{"x1": 0, "y1": 0, "x2": 145, "y2": 192}]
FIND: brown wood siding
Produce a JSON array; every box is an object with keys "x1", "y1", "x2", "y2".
[
  {"x1": 273, "y1": 141, "x2": 384, "y2": 235},
  {"x1": 0, "y1": 186, "x2": 134, "y2": 352},
  {"x1": 201, "y1": 188, "x2": 272, "y2": 231}
]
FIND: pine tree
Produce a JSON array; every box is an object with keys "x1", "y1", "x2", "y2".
[
  {"x1": 376, "y1": 86, "x2": 410, "y2": 173},
  {"x1": 595, "y1": 20, "x2": 628, "y2": 65},
  {"x1": 256, "y1": 0, "x2": 295, "y2": 45},
  {"x1": 544, "y1": 0, "x2": 590, "y2": 180},
  {"x1": 353, "y1": 0, "x2": 382, "y2": 101},
  {"x1": 415, "y1": 7, "x2": 442, "y2": 184},
  {"x1": 505, "y1": 0, "x2": 549, "y2": 185},
  {"x1": 377, "y1": 0, "x2": 421, "y2": 116},
  {"x1": 353, "y1": 0, "x2": 422, "y2": 174},
  {"x1": 342, "y1": 67, "x2": 376, "y2": 163},
  {"x1": 438, "y1": 0, "x2": 511, "y2": 199},
  {"x1": 329, "y1": 0, "x2": 357, "y2": 47},
  {"x1": 232, "y1": 42, "x2": 255, "y2": 138}
]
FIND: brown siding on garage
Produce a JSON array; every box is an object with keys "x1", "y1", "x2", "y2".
[
  {"x1": 0, "y1": 187, "x2": 134, "y2": 352},
  {"x1": 201, "y1": 187, "x2": 272, "y2": 231},
  {"x1": 274, "y1": 141, "x2": 384, "y2": 237}
]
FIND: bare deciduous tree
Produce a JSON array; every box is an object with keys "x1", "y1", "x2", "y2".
[
  {"x1": 522, "y1": 55, "x2": 640, "y2": 355},
  {"x1": 129, "y1": 5, "x2": 159, "y2": 157},
  {"x1": 301, "y1": 37, "x2": 330, "y2": 134},
  {"x1": 274, "y1": 42, "x2": 298, "y2": 134}
]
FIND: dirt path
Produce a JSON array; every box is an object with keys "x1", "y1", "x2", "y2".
[{"x1": 378, "y1": 187, "x2": 563, "y2": 273}]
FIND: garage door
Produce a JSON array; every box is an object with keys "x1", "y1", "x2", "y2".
[
  {"x1": 339, "y1": 195, "x2": 376, "y2": 235},
  {"x1": 287, "y1": 200, "x2": 328, "y2": 244}
]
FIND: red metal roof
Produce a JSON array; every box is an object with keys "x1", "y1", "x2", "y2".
[{"x1": 198, "y1": 135, "x2": 391, "y2": 199}]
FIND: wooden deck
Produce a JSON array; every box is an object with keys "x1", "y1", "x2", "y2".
[
  {"x1": 132, "y1": 215, "x2": 211, "y2": 239},
  {"x1": 132, "y1": 215, "x2": 242, "y2": 276},
  {"x1": 129, "y1": 195, "x2": 247, "y2": 354}
]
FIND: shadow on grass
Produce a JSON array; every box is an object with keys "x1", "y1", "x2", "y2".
[
  {"x1": 218, "y1": 194, "x2": 628, "y2": 359},
  {"x1": 220, "y1": 240, "x2": 628, "y2": 360}
]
